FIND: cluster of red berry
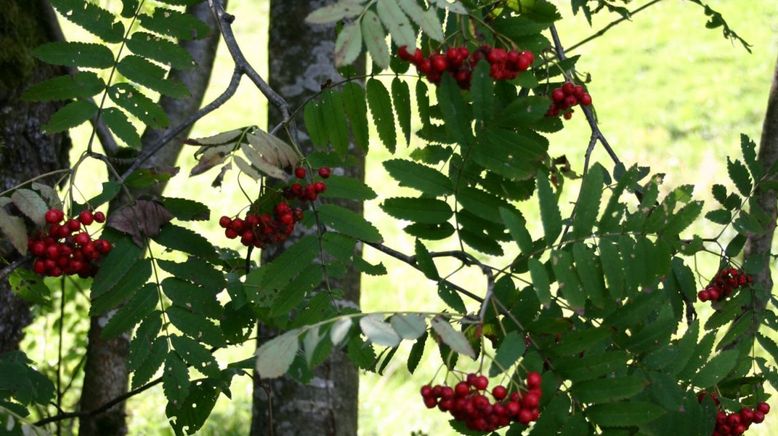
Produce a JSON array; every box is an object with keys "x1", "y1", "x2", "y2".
[
  {"x1": 546, "y1": 82, "x2": 593, "y2": 119},
  {"x1": 29, "y1": 208, "x2": 111, "y2": 278},
  {"x1": 219, "y1": 166, "x2": 331, "y2": 248},
  {"x1": 420, "y1": 372, "x2": 543, "y2": 432},
  {"x1": 219, "y1": 202, "x2": 303, "y2": 248},
  {"x1": 282, "y1": 167, "x2": 330, "y2": 202},
  {"x1": 699, "y1": 392, "x2": 770, "y2": 435},
  {"x1": 697, "y1": 267, "x2": 752, "y2": 303},
  {"x1": 397, "y1": 45, "x2": 535, "y2": 89}
]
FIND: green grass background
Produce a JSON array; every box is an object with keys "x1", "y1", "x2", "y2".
[{"x1": 29, "y1": 0, "x2": 778, "y2": 434}]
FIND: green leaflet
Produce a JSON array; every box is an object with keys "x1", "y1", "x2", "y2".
[
  {"x1": 317, "y1": 204, "x2": 382, "y2": 243},
  {"x1": 109, "y1": 83, "x2": 170, "y2": 128},
  {"x1": 366, "y1": 78, "x2": 396, "y2": 152},
  {"x1": 341, "y1": 82, "x2": 370, "y2": 150},
  {"x1": 321, "y1": 90, "x2": 350, "y2": 156},
  {"x1": 382, "y1": 197, "x2": 453, "y2": 224},
  {"x1": 383, "y1": 159, "x2": 453, "y2": 196},
  {"x1": 139, "y1": 7, "x2": 211, "y2": 41},
  {"x1": 102, "y1": 107, "x2": 141, "y2": 149},
  {"x1": 24, "y1": 72, "x2": 105, "y2": 102},
  {"x1": 117, "y1": 55, "x2": 189, "y2": 98},
  {"x1": 50, "y1": 0, "x2": 124, "y2": 43},
  {"x1": 32, "y1": 41, "x2": 114, "y2": 69},
  {"x1": 391, "y1": 78, "x2": 412, "y2": 145},
  {"x1": 573, "y1": 164, "x2": 605, "y2": 237},
  {"x1": 361, "y1": 10, "x2": 390, "y2": 69},
  {"x1": 126, "y1": 32, "x2": 195, "y2": 70},
  {"x1": 537, "y1": 170, "x2": 562, "y2": 245}
]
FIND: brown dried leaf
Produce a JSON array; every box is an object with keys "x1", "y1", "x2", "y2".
[
  {"x1": 240, "y1": 143, "x2": 288, "y2": 180},
  {"x1": 186, "y1": 128, "x2": 244, "y2": 146},
  {"x1": 211, "y1": 163, "x2": 231, "y2": 188},
  {"x1": 190, "y1": 144, "x2": 235, "y2": 176},
  {"x1": 233, "y1": 156, "x2": 262, "y2": 180},
  {"x1": 107, "y1": 199, "x2": 174, "y2": 246},
  {"x1": 246, "y1": 130, "x2": 300, "y2": 168}
]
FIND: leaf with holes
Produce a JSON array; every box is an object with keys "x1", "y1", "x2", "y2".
[
  {"x1": 139, "y1": 7, "x2": 210, "y2": 41},
  {"x1": 117, "y1": 56, "x2": 189, "y2": 98},
  {"x1": 255, "y1": 330, "x2": 299, "y2": 378},
  {"x1": 165, "y1": 379, "x2": 220, "y2": 435},
  {"x1": 246, "y1": 129, "x2": 300, "y2": 169},
  {"x1": 240, "y1": 143, "x2": 286, "y2": 180},
  {"x1": 109, "y1": 83, "x2": 169, "y2": 128},
  {"x1": 163, "y1": 352, "x2": 190, "y2": 406},
  {"x1": 33, "y1": 41, "x2": 114, "y2": 69},
  {"x1": 170, "y1": 335, "x2": 220, "y2": 378},
  {"x1": 392, "y1": 78, "x2": 411, "y2": 144},
  {"x1": 50, "y1": 0, "x2": 124, "y2": 42},
  {"x1": 431, "y1": 317, "x2": 475, "y2": 359},
  {"x1": 131, "y1": 337, "x2": 167, "y2": 389},
  {"x1": 102, "y1": 107, "x2": 141, "y2": 149},
  {"x1": 126, "y1": 32, "x2": 195, "y2": 70}
]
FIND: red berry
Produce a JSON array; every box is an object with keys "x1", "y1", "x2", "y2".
[
  {"x1": 552, "y1": 89, "x2": 565, "y2": 102},
  {"x1": 418, "y1": 59, "x2": 432, "y2": 75},
  {"x1": 754, "y1": 411, "x2": 765, "y2": 423},
  {"x1": 420, "y1": 385, "x2": 432, "y2": 397},
  {"x1": 440, "y1": 386, "x2": 454, "y2": 399},
  {"x1": 79, "y1": 210, "x2": 94, "y2": 225},
  {"x1": 74, "y1": 232, "x2": 90, "y2": 246},
  {"x1": 93, "y1": 211, "x2": 106, "y2": 223},
  {"x1": 487, "y1": 48, "x2": 507, "y2": 64},
  {"x1": 30, "y1": 241, "x2": 46, "y2": 256},
  {"x1": 318, "y1": 167, "x2": 331, "y2": 179},
  {"x1": 33, "y1": 259, "x2": 46, "y2": 275},
  {"x1": 473, "y1": 375, "x2": 488, "y2": 391},
  {"x1": 96, "y1": 239, "x2": 112, "y2": 254},
  {"x1": 562, "y1": 82, "x2": 576, "y2": 95},
  {"x1": 698, "y1": 290, "x2": 710, "y2": 301},
  {"x1": 295, "y1": 167, "x2": 307, "y2": 179},
  {"x1": 492, "y1": 385, "x2": 507, "y2": 400},
  {"x1": 45, "y1": 209, "x2": 62, "y2": 224},
  {"x1": 230, "y1": 219, "x2": 245, "y2": 233},
  {"x1": 397, "y1": 45, "x2": 411, "y2": 60},
  {"x1": 225, "y1": 228, "x2": 238, "y2": 239},
  {"x1": 518, "y1": 409, "x2": 533, "y2": 424},
  {"x1": 46, "y1": 245, "x2": 59, "y2": 259},
  {"x1": 431, "y1": 54, "x2": 447, "y2": 73},
  {"x1": 411, "y1": 48, "x2": 424, "y2": 64},
  {"x1": 313, "y1": 182, "x2": 327, "y2": 193},
  {"x1": 564, "y1": 111, "x2": 573, "y2": 120},
  {"x1": 466, "y1": 373, "x2": 478, "y2": 386},
  {"x1": 522, "y1": 392, "x2": 539, "y2": 409},
  {"x1": 758, "y1": 402, "x2": 770, "y2": 414},
  {"x1": 526, "y1": 371, "x2": 542, "y2": 389},
  {"x1": 424, "y1": 397, "x2": 437, "y2": 408},
  {"x1": 219, "y1": 216, "x2": 231, "y2": 228},
  {"x1": 66, "y1": 219, "x2": 81, "y2": 232},
  {"x1": 580, "y1": 93, "x2": 593, "y2": 106},
  {"x1": 455, "y1": 382, "x2": 469, "y2": 396},
  {"x1": 565, "y1": 95, "x2": 578, "y2": 108}
]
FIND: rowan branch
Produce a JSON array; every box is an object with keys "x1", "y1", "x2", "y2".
[{"x1": 567, "y1": 0, "x2": 665, "y2": 53}]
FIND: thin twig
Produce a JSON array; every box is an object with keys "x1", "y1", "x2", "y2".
[
  {"x1": 567, "y1": 0, "x2": 665, "y2": 53},
  {"x1": 0, "y1": 256, "x2": 28, "y2": 282}
]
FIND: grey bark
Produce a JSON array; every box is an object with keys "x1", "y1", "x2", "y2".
[
  {"x1": 0, "y1": 0, "x2": 71, "y2": 354},
  {"x1": 76, "y1": 3, "x2": 223, "y2": 435},
  {"x1": 744, "y1": 55, "x2": 778, "y2": 324},
  {"x1": 250, "y1": 1, "x2": 365, "y2": 435}
]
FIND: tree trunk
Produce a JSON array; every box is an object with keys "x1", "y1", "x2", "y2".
[
  {"x1": 76, "y1": 3, "x2": 222, "y2": 435},
  {"x1": 0, "y1": 0, "x2": 71, "y2": 354},
  {"x1": 745, "y1": 55, "x2": 778, "y2": 321},
  {"x1": 250, "y1": 2, "x2": 365, "y2": 435}
]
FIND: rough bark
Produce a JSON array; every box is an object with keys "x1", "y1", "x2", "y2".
[
  {"x1": 76, "y1": 3, "x2": 222, "y2": 435},
  {"x1": 744, "y1": 55, "x2": 778, "y2": 320},
  {"x1": 250, "y1": 1, "x2": 365, "y2": 435},
  {"x1": 0, "y1": 0, "x2": 71, "y2": 354}
]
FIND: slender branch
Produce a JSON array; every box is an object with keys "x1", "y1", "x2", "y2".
[
  {"x1": 119, "y1": 67, "x2": 242, "y2": 181},
  {"x1": 34, "y1": 377, "x2": 162, "y2": 427},
  {"x1": 567, "y1": 0, "x2": 665, "y2": 53},
  {"x1": 365, "y1": 241, "x2": 484, "y2": 303},
  {"x1": 0, "y1": 256, "x2": 28, "y2": 282},
  {"x1": 209, "y1": 0, "x2": 290, "y2": 122}
]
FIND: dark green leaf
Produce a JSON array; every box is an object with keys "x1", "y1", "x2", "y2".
[
  {"x1": 407, "y1": 332, "x2": 427, "y2": 374},
  {"x1": 382, "y1": 197, "x2": 452, "y2": 224},
  {"x1": 572, "y1": 242, "x2": 606, "y2": 308},
  {"x1": 155, "y1": 224, "x2": 216, "y2": 259},
  {"x1": 414, "y1": 239, "x2": 439, "y2": 280},
  {"x1": 317, "y1": 204, "x2": 382, "y2": 243},
  {"x1": 117, "y1": 55, "x2": 189, "y2": 98},
  {"x1": 572, "y1": 375, "x2": 646, "y2": 403},
  {"x1": 108, "y1": 83, "x2": 169, "y2": 128},
  {"x1": 170, "y1": 335, "x2": 220, "y2": 378},
  {"x1": 489, "y1": 332, "x2": 525, "y2": 376},
  {"x1": 303, "y1": 99, "x2": 327, "y2": 148},
  {"x1": 471, "y1": 61, "x2": 493, "y2": 122},
  {"x1": 551, "y1": 250, "x2": 585, "y2": 310},
  {"x1": 161, "y1": 197, "x2": 210, "y2": 221},
  {"x1": 102, "y1": 107, "x2": 141, "y2": 149},
  {"x1": 166, "y1": 380, "x2": 220, "y2": 435},
  {"x1": 157, "y1": 257, "x2": 225, "y2": 291},
  {"x1": 321, "y1": 90, "x2": 350, "y2": 155},
  {"x1": 528, "y1": 258, "x2": 551, "y2": 307},
  {"x1": 436, "y1": 75, "x2": 472, "y2": 146},
  {"x1": 392, "y1": 78, "x2": 411, "y2": 144},
  {"x1": 126, "y1": 32, "x2": 195, "y2": 70},
  {"x1": 494, "y1": 96, "x2": 550, "y2": 127},
  {"x1": 163, "y1": 352, "x2": 190, "y2": 405},
  {"x1": 131, "y1": 337, "x2": 167, "y2": 389},
  {"x1": 537, "y1": 170, "x2": 561, "y2": 245},
  {"x1": 320, "y1": 175, "x2": 377, "y2": 201},
  {"x1": 139, "y1": 8, "x2": 210, "y2": 40},
  {"x1": 50, "y1": 0, "x2": 124, "y2": 42},
  {"x1": 692, "y1": 349, "x2": 739, "y2": 389},
  {"x1": 101, "y1": 283, "x2": 158, "y2": 339},
  {"x1": 383, "y1": 159, "x2": 452, "y2": 196},
  {"x1": 366, "y1": 78, "x2": 396, "y2": 152},
  {"x1": 586, "y1": 401, "x2": 666, "y2": 426},
  {"x1": 43, "y1": 100, "x2": 98, "y2": 133},
  {"x1": 727, "y1": 157, "x2": 752, "y2": 195},
  {"x1": 167, "y1": 306, "x2": 225, "y2": 347},
  {"x1": 341, "y1": 83, "x2": 369, "y2": 150},
  {"x1": 573, "y1": 164, "x2": 605, "y2": 237},
  {"x1": 32, "y1": 41, "x2": 114, "y2": 69}
]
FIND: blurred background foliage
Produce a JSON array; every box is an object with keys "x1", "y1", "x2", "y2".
[{"x1": 26, "y1": 0, "x2": 778, "y2": 434}]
